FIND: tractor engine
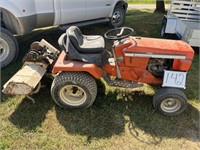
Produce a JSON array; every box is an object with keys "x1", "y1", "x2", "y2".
[{"x1": 147, "y1": 58, "x2": 172, "y2": 77}]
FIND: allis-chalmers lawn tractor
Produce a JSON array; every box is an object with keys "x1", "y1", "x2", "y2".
[{"x1": 2, "y1": 26, "x2": 194, "y2": 116}]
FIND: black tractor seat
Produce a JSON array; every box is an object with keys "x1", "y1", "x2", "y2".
[
  {"x1": 67, "y1": 26, "x2": 105, "y2": 54},
  {"x1": 58, "y1": 26, "x2": 108, "y2": 66}
]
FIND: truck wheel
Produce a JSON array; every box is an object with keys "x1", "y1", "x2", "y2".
[
  {"x1": 110, "y1": 7, "x2": 125, "y2": 28},
  {"x1": 153, "y1": 88, "x2": 187, "y2": 116},
  {"x1": 51, "y1": 72, "x2": 97, "y2": 108},
  {"x1": 0, "y1": 28, "x2": 19, "y2": 68}
]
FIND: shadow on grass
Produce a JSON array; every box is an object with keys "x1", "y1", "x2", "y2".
[
  {"x1": 9, "y1": 80, "x2": 199, "y2": 143},
  {"x1": 9, "y1": 98, "x2": 52, "y2": 131},
  {"x1": 9, "y1": 87, "x2": 199, "y2": 143},
  {"x1": 125, "y1": 92, "x2": 200, "y2": 143},
  {"x1": 8, "y1": 78, "x2": 54, "y2": 131},
  {"x1": 55, "y1": 89, "x2": 199, "y2": 143}
]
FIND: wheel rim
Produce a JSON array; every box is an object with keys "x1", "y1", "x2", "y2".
[
  {"x1": 60, "y1": 85, "x2": 87, "y2": 106},
  {"x1": 160, "y1": 98, "x2": 181, "y2": 113},
  {"x1": 0, "y1": 38, "x2": 9, "y2": 62},
  {"x1": 112, "y1": 11, "x2": 122, "y2": 25}
]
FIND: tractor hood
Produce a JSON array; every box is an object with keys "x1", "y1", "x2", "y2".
[{"x1": 124, "y1": 37, "x2": 194, "y2": 60}]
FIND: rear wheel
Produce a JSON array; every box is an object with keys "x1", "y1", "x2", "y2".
[
  {"x1": 51, "y1": 72, "x2": 97, "y2": 108},
  {"x1": 153, "y1": 88, "x2": 187, "y2": 116},
  {"x1": 0, "y1": 28, "x2": 19, "y2": 68},
  {"x1": 110, "y1": 7, "x2": 126, "y2": 28}
]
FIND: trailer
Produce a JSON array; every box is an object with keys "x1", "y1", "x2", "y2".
[{"x1": 161, "y1": 0, "x2": 200, "y2": 47}]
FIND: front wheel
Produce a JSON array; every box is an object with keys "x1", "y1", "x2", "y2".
[
  {"x1": 110, "y1": 7, "x2": 126, "y2": 28},
  {"x1": 0, "y1": 28, "x2": 19, "y2": 68},
  {"x1": 153, "y1": 88, "x2": 188, "y2": 116},
  {"x1": 51, "y1": 72, "x2": 97, "y2": 108}
]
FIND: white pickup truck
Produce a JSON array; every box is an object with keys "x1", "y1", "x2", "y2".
[{"x1": 0, "y1": 0, "x2": 128, "y2": 68}]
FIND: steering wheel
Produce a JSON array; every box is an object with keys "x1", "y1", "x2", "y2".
[{"x1": 104, "y1": 27, "x2": 134, "y2": 40}]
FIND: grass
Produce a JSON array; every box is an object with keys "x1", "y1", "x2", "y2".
[{"x1": 0, "y1": 9, "x2": 200, "y2": 150}]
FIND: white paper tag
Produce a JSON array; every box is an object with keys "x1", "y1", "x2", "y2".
[{"x1": 162, "y1": 70, "x2": 187, "y2": 89}]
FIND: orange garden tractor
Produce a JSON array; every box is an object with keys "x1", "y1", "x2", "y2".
[{"x1": 2, "y1": 26, "x2": 194, "y2": 116}]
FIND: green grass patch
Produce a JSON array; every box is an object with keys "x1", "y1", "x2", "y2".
[{"x1": 0, "y1": 9, "x2": 199, "y2": 149}]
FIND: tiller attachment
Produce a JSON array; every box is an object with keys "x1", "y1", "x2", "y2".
[{"x1": 2, "y1": 39, "x2": 59, "y2": 95}]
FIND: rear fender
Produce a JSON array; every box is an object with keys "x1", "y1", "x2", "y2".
[
  {"x1": 0, "y1": 0, "x2": 37, "y2": 35},
  {"x1": 52, "y1": 51, "x2": 103, "y2": 79},
  {"x1": 164, "y1": 15, "x2": 177, "y2": 34},
  {"x1": 0, "y1": 0, "x2": 25, "y2": 34},
  {"x1": 109, "y1": 0, "x2": 128, "y2": 17},
  {"x1": 0, "y1": 8, "x2": 23, "y2": 35},
  {"x1": 0, "y1": 1, "x2": 23, "y2": 18}
]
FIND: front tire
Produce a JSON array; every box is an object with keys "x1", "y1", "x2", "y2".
[
  {"x1": 110, "y1": 7, "x2": 126, "y2": 28},
  {"x1": 153, "y1": 88, "x2": 187, "y2": 116},
  {"x1": 51, "y1": 72, "x2": 97, "y2": 108},
  {"x1": 0, "y1": 28, "x2": 19, "y2": 68}
]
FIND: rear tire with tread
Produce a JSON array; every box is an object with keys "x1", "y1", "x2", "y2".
[
  {"x1": 153, "y1": 88, "x2": 187, "y2": 116},
  {"x1": 51, "y1": 72, "x2": 97, "y2": 108},
  {"x1": 0, "y1": 28, "x2": 19, "y2": 68}
]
